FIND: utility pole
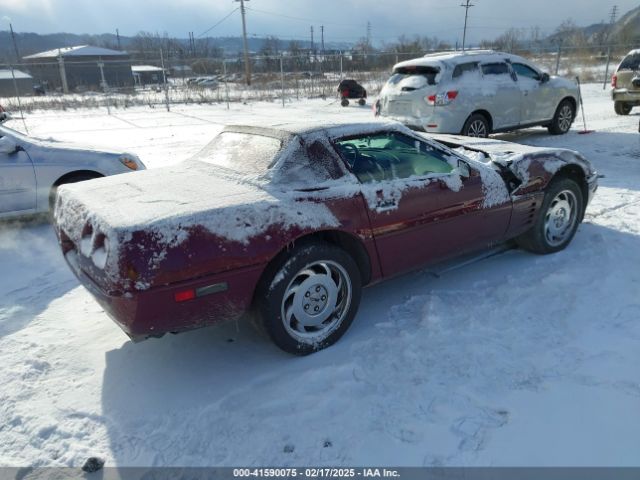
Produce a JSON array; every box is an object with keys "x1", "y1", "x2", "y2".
[
  {"x1": 97, "y1": 58, "x2": 111, "y2": 115},
  {"x1": 57, "y1": 49, "x2": 69, "y2": 94},
  {"x1": 606, "y1": 5, "x2": 618, "y2": 42},
  {"x1": 603, "y1": 5, "x2": 619, "y2": 89},
  {"x1": 321, "y1": 25, "x2": 325, "y2": 53},
  {"x1": 9, "y1": 23, "x2": 20, "y2": 62},
  {"x1": 609, "y1": 5, "x2": 618, "y2": 25},
  {"x1": 116, "y1": 28, "x2": 121, "y2": 50},
  {"x1": 235, "y1": 0, "x2": 251, "y2": 85},
  {"x1": 310, "y1": 26, "x2": 314, "y2": 53},
  {"x1": 460, "y1": 0, "x2": 475, "y2": 51},
  {"x1": 366, "y1": 21, "x2": 371, "y2": 51}
]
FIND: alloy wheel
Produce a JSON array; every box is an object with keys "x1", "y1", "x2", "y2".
[{"x1": 281, "y1": 260, "x2": 352, "y2": 342}]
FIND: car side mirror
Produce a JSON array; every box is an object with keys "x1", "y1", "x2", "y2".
[
  {"x1": 458, "y1": 159, "x2": 471, "y2": 179},
  {"x1": 0, "y1": 136, "x2": 19, "y2": 155},
  {"x1": 541, "y1": 73, "x2": 550, "y2": 83}
]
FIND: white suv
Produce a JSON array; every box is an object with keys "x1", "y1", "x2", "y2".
[{"x1": 376, "y1": 50, "x2": 579, "y2": 137}]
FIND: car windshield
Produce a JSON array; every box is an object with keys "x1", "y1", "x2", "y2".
[
  {"x1": 388, "y1": 65, "x2": 440, "y2": 87},
  {"x1": 192, "y1": 132, "x2": 283, "y2": 175},
  {"x1": 619, "y1": 53, "x2": 640, "y2": 71}
]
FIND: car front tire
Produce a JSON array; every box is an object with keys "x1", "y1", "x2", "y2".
[
  {"x1": 256, "y1": 242, "x2": 362, "y2": 355},
  {"x1": 462, "y1": 113, "x2": 490, "y2": 138},
  {"x1": 548, "y1": 99, "x2": 575, "y2": 135},
  {"x1": 614, "y1": 101, "x2": 632, "y2": 115},
  {"x1": 516, "y1": 177, "x2": 584, "y2": 254}
]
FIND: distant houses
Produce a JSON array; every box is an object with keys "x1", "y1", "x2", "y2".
[
  {"x1": 131, "y1": 65, "x2": 164, "y2": 86},
  {"x1": 0, "y1": 69, "x2": 34, "y2": 96},
  {"x1": 22, "y1": 45, "x2": 134, "y2": 92}
]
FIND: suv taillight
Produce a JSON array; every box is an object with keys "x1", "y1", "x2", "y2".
[
  {"x1": 426, "y1": 91, "x2": 458, "y2": 106},
  {"x1": 612, "y1": 74, "x2": 618, "y2": 88}
]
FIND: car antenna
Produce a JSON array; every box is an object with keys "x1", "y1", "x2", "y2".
[{"x1": 576, "y1": 76, "x2": 595, "y2": 135}]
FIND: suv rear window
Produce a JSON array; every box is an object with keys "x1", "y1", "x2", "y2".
[
  {"x1": 619, "y1": 53, "x2": 640, "y2": 71},
  {"x1": 388, "y1": 65, "x2": 440, "y2": 86}
]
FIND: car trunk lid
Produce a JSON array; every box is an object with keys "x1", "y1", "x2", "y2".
[{"x1": 55, "y1": 162, "x2": 337, "y2": 292}]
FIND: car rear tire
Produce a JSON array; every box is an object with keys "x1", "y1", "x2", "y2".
[
  {"x1": 548, "y1": 99, "x2": 575, "y2": 135},
  {"x1": 614, "y1": 101, "x2": 632, "y2": 115},
  {"x1": 358, "y1": 98, "x2": 366, "y2": 106},
  {"x1": 256, "y1": 242, "x2": 362, "y2": 355},
  {"x1": 516, "y1": 177, "x2": 584, "y2": 254},
  {"x1": 462, "y1": 114, "x2": 490, "y2": 138}
]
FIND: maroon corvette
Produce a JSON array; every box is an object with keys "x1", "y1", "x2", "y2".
[{"x1": 54, "y1": 121, "x2": 597, "y2": 354}]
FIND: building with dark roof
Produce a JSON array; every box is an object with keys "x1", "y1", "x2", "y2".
[
  {"x1": 23, "y1": 45, "x2": 134, "y2": 92},
  {"x1": 0, "y1": 69, "x2": 34, "y2": 97}
]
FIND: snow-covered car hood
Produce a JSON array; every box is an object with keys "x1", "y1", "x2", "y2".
[
  {"x1": 0, "y1": 125, "x2": 142, "y2": 167},
  {"x1": 427, "y1": 133, "x2": 592, "y2": 171},
  {"x1": 26, "y1": 134, "x2": 137, "y2": 160},
  {"x1": 428, "y1": 133, "x2": 562, "y2": 157},
  {"x1": 547, "y1": 75, "x2": 578, "y2": 91}
]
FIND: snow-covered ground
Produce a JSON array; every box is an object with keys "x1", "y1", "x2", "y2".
[{"x1": 1, "y1": 85, "x2": 639, "y2": 467}]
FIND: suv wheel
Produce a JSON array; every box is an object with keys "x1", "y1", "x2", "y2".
[
  {"x1": 614, "y1": 101, "x2": 632, "y2": 115},
  {"x1": 462, "y1": 114, "x2": 490, "y2": 138},
  {"x1": 548, "y1": 99, "x2": 575, "y2": 135}
]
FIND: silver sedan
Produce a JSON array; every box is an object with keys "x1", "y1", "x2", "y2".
[{"x1": 0, "y1": 124, "x2": 145, "y2": 220}]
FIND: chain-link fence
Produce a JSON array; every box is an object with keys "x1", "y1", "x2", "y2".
[{"x1": 0, "y1": 44, "x2": 635, "y2": 114}]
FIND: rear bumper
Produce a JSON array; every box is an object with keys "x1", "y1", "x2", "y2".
[
  {"x1": 64, "y1": 250, "x2": 265, "y2": 340},
  {"x1": 611, "y1": 89, "x2": 640, "y2": 104},
  {"x1": 382, "y1": 109, "x2": 464, "y2": 134}
]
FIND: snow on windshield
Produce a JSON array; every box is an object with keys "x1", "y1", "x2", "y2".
[{"x1": 193, "y1": 132, "x2": 282, "y2": 175}]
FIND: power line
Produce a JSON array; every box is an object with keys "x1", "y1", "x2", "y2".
[
  {"x1": 461, "y1": 0, "x2": 475, "y2": 51},
  {"x1": 197, "y1": 8, "x2": 239, "y2": 38}
]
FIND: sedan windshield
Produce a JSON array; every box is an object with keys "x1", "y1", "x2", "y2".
[{"x1": 193, "y1": 132, "x2": 282, "y2": 175}]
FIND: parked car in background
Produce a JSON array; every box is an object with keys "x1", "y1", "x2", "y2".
[
  {"x1": 197, "y1": 78, "x2": 219, "y2": 89},
  {"x1": 611, "y1": 49, "x2": 640, "y2": 115},
  {"x1": 338, "y1": 79, "x2": 367, "y2": 107},
  {"x1": 376, "y1": 50, "x2": 579, "y2": 137},
  {"x1": 0, "y1": 124, "x2": 145, "y2": 220},
  {"x1": 55, "y1": 121, "x2": 597, "y2": 355},
  {"x1": 0, "y1": 104, "x2": 8, "y2": 123}
]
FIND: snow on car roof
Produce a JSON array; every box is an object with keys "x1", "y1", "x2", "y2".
[{"x1": 393, "y1": 50, "x2": 527, "y2": 71}]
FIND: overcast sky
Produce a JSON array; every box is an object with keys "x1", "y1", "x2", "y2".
[{"x1": 1, "y1": 0, "x2": 639, "y2": 46}]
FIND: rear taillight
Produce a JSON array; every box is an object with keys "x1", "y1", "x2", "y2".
[
  {"x1": 612, "y1": 74, "x2": 617, "y2": 88},
  {"x1": 174, "y1": 289, "x2": 196, "y2": 303},
  {"x1": 426, "y1": 90, "x2": 458, "y2": 106}
]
